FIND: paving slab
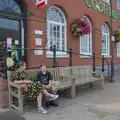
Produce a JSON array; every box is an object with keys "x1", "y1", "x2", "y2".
[
  {"x1": 101, "y1": 114, "x2": 120, "y2": 120},
  {"x1": 0, "y1": 111, "x2": 25, "y2": 120},
  {"x1": 92, "y1": 102, "x2": 120, "y2": 114},
  {"x1": 88, "y1": 108, "x2": 108, "y2": 118},
  {"x1": 60, "y1": 111, "x2": 99, "y2": 120}
]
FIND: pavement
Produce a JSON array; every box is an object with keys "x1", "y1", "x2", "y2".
[{"x1": 1, "y1": 76, "x2": 120, "y2": 120}]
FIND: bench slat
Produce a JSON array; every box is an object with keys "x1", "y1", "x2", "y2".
[
  {"x1": 11, "y1": 104, "x2": 20, "y2": 111},
  {"x1": 10, "y1": 92, "x2": 19, "y2": 98}
]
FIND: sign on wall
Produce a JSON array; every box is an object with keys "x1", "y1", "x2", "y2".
[
  {"x1": 34, "y1": 48, "x2": 43, "y2": 55},
  {"x1": 35, "y1": 38, "x2": 42, "y2": 45},
  {"x1": 85, "y1": 0, "x2": 120, "y2": 23},
  {"x1": 35, "y1": 0, "x2": 47, "y2": 8}
]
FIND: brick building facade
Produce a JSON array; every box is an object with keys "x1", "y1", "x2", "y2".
[
  {"x1": 0, "y1": 0, "x2": 120, "y2": 107},
  {"x1": 0, "y1": 0, "x2": 120, "y2": 69},
  {"x1": 26, "y1": 0, "x2": 120, "y2": 68}
]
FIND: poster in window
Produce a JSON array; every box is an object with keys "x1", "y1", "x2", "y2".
[{"x1": 7, "y1": 37, "x2": 12, "y2": 51}]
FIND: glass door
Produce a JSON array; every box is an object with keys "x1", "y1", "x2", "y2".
[{"x1": 0, "y1": 18, "x2": 21, "y2": 60}]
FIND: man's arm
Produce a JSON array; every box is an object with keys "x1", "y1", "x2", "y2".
[
  {"x1": 48, "y1": 72, "x2": 53, "y2": 87},
  {"x1": 36, "y1": 72, "x2": 41, "y2": 82}
]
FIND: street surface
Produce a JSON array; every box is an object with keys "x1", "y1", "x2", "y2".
[{"x1": 1, "y1": 76, "x2": 120, "y2": 120}]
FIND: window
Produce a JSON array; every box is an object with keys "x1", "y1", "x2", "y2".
[
  {"x1": 102, "y1": 0, "x2": 110, "y2": 4},
  {"x1": 117, "y1": 0, "x2": 120, "y2": 9},
  {"x1": 0, "y1": 0, "x2": 22, "y2": 14},
  {"x1": 101, "y1": 23, "x2": 110, "y2": 56},
  {"x1": 80, "y1": 16, "x2": 92, "y2": 55},
  {"x1": 47, "y1": 6, "x2": 67, "y2": 57},
  {"x1": 0, "y1": 0, "x2": 24, "y2": 60},
  {"x1": 117, "y1": 42, "x2": 120, "y2": 56}
]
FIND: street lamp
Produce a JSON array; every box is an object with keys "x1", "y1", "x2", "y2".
[
  {"x1": 96, "y1": 0, "x2": 115, "y2": 82},
  {"x1": 110, "y1": 0, "x2": 115, "y2": 82}
]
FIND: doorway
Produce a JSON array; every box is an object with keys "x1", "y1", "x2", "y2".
[{"x1": 0, "y1": 18, "x2": 21, "y2": 58}]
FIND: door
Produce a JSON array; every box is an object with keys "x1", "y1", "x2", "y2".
[{"x1": 0, "y1": 18, "x2": 21, "y2": 60}]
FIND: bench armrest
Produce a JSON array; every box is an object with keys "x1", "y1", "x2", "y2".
[
  {"x1": 101, "y1": 73, "x2": 104, "y2": 79},
  {"x1": 59, "y1": 76, "x2": 75, "y2": 80},
  {"x1": 9, "y1": 82, "x2": 23, "y2": 89}
]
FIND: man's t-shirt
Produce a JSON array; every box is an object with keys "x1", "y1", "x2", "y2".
[{"x1": 36, "y1": 71, "x2": 53, "y2": 85}]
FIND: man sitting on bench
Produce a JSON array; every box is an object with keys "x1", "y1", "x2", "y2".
[{"x1": 36, "y1": 64, "x2": 59, "y2": 114}]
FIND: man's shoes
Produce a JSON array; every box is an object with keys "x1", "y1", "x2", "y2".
[
  {"x1": 50, "y1": 100, "x2": 59, "y2": 107},
  {"x1": 46, "y1": 101, "x2": 51, "y2": 109},
  {"x1": 49, "y1": 94, "x2": 59, "y2": 101},
  {"x1": 38, "y1": 106, "x2": 48, "y2": 114},
  {"x1": 46, "y1": 101, "x2": 59, "y2": 108}
]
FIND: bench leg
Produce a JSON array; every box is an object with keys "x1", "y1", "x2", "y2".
[
  {"x1": 100, "y1": 73, "x2": 104, "y2": 89},
  {"x1": 70, "y1": 79, "x2": 75, "y2": 99},
  {"x1": 89, "y1": 83, "x2": 93, "y2": 88},
  {"x1": 8, "y1": 85, "x2": 12, "y2": 109},
  {"x1": 18, "y1": 88, "x2": 24, "y2": 114},
  {"x1": 100, "y1": 79, "x2": 104, "y2": 89}
]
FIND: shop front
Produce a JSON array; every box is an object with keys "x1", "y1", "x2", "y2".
[
  {"x1": 0, "y1": 0, "x2": 25, "y2": 62},
  {"x1": 0, "y1": 0, "x2": 26, "y2": 107}
]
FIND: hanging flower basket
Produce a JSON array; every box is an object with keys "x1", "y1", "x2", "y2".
[
  {"x1": 71, "y1": 17, "x2": 91, "y2": 37},
  {"x1": 114, "y1": 29, "x2": 120, "y2": 42}
]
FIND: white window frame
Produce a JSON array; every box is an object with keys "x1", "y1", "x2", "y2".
[
  {"x1": 46, "y1": 6, "x2": 67, "y2": 58},
  {"x1": 102, "y1": 0, "x2": 110, "y2": 4},
  {"x1": 117, "y1": 0, "x2": 120, "y2": 10},
  {"x1": 80, "y1": 16, "x2": 92, "y2": 56},
  {"x1": 117, "y1": 42, "x2": 120, "y2": 56},
  {"x1": 101, "y1": 23, "x2": 110, "y2": 56}
]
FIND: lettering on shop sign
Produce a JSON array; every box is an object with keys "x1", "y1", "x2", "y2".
[{"x1": 85, "y1": 0, "x2": 120, "y2": 23}]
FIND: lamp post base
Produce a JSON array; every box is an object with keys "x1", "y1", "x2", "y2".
[{"x1": 109, "y1": 78, "x2": 115, "y2": 83}]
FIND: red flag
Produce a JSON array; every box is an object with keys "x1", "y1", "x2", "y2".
[{"x1": 36, "y1": 0, "x2": 47, "y2": 8}]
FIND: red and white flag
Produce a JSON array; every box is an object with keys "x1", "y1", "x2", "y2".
[{"x1": 36, "y1": 0, "x2": 47, "y2": 8}]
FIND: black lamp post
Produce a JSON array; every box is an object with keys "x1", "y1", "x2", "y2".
[{"x1": 110, "y1": 0, "x2": 115, "y2": 82}]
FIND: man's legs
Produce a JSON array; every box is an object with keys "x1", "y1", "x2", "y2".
[
  {"x1": 42, "y1": 89, "x2": 59, "y2": 100},
  {"x1": 37, "y1": 93, "x2": 43, "y2": 108},
  {"x1": 50, "y1": 87, "x2": 59, "y2": 107},
  {"x1": 37, "y1": 92, "x2": 47, "y2": 114},
  {"x1": 37, "y1": 89, "x2": 59, "y2": 114},
  {"x1": 46, "y1": 87, "x2": 59, "y2": 108}
]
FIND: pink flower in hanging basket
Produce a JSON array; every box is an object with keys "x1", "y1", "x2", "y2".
[
  {"x1": 71, "y1": 17, "x2": 91, "y2": 37},
  {"x1": 83, "y1": 24, "x2": 91, "y2": 35}
]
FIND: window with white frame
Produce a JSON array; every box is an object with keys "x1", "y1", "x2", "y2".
[
  {"x1": 117, "y1": 0, "x2": 120, "y2": 9},
  {"x1": 46, "y1": 6, "x2": 67, "y2": 56},
  {"x1": 80, "y1": 16, "x2": 92, "y2": 55},
  {"x1": 102, "y1": 0, "x2": 110, "y2": 4},
  {"x1": 117, "y1": 42, "x2": 120, "y2": 56},
  {"x1": 101, "y1": 23, "x2": 110, "y2": 56}
]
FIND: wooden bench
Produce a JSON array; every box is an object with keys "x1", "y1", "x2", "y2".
[
  {"x1": 7, "y1": 67, "x2": 75, "y2": 114},
  {"x1": 59, "y1": 66, "x2": 104, "y2": 88}
]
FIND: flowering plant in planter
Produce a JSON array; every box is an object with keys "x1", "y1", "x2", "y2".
[
  {"x1": 71, "y1": 17, "x2": 91, "y2": 36},
  {"x1": 114, "y1": 29, "x2": 120, "y2": 42}
]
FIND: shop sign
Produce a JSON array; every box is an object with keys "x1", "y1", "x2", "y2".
[{"x1": 85, "y1": 0, "x2": 120, "y2": 23}]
